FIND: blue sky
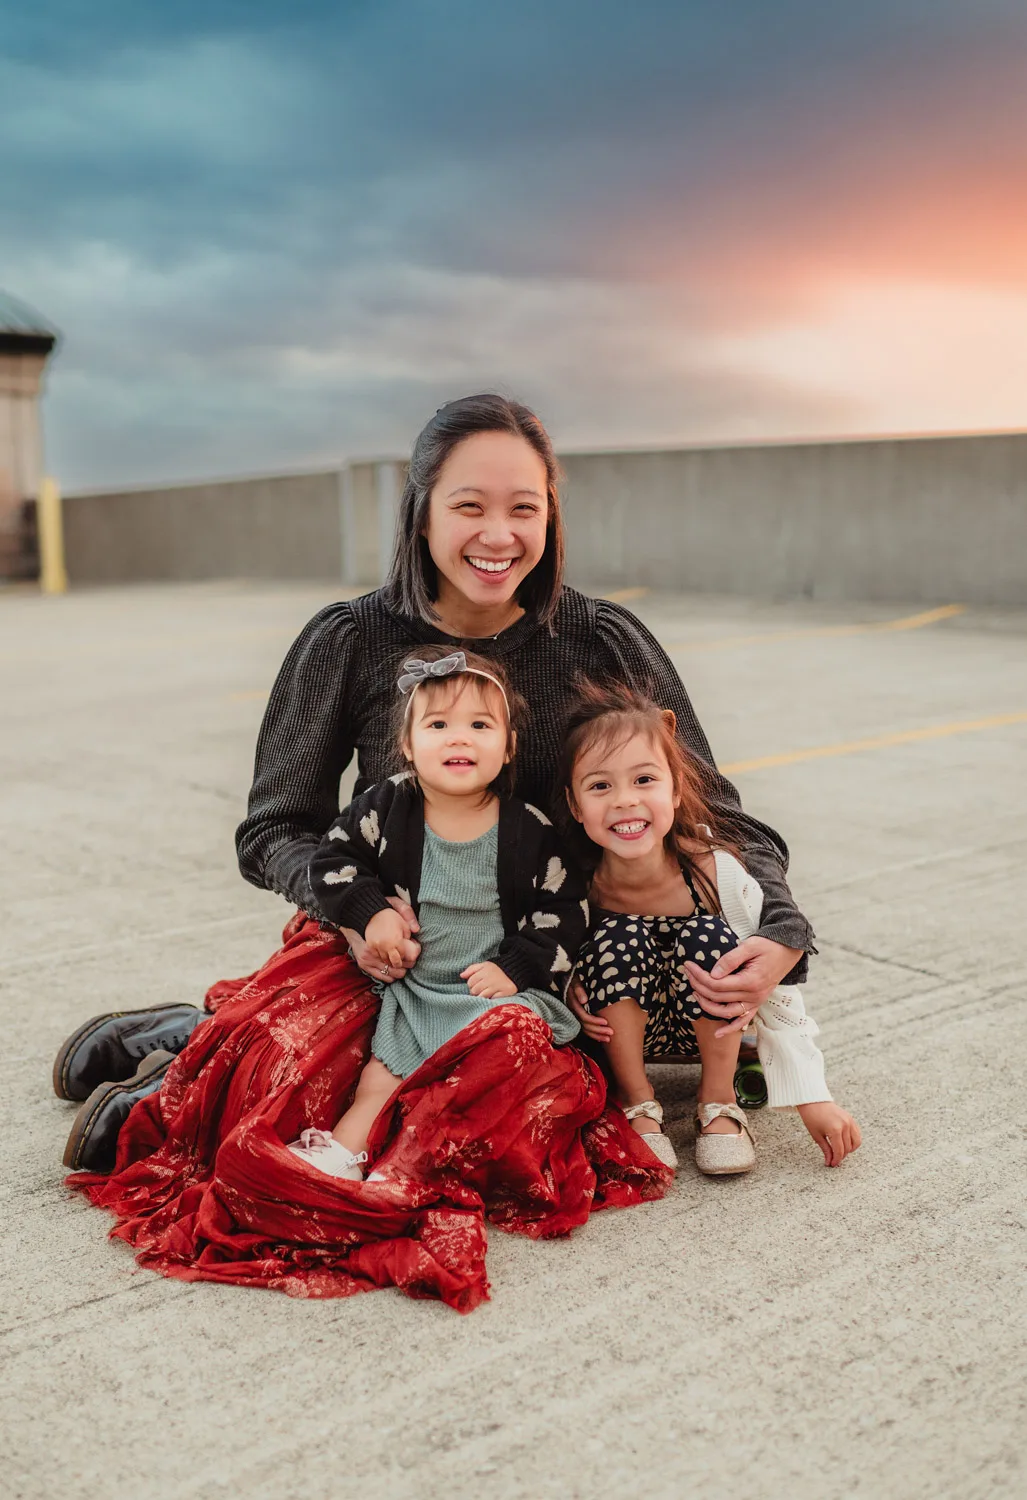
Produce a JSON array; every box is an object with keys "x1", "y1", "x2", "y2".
[{"x1": 3, "y1": 1, "x2": 1026, "y2": 488}]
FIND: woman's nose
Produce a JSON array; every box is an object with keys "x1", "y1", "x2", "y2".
[{"x1": 477, "y1": 523, "x2": 515, "y2": 549}]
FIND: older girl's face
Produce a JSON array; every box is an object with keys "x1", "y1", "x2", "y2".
[
  {"x1": 568, "y1": 731, "x2": 678, "y2": 862},
  {"x1": 423, "y1": 431, "x2": 549, "y2": 613}
]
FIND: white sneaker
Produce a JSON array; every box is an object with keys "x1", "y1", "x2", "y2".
[{"x1": 287, "y1": 1128, "x2": 367, "y2": 1180}]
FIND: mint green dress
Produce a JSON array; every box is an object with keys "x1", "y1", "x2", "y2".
[{"x1": 371, "y1": 824, "x2": 580, "y2": 1078}]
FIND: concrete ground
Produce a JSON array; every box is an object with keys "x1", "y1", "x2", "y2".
[{"x1": 2, "y1": 580, "x2": 1025, "y2": 1500}]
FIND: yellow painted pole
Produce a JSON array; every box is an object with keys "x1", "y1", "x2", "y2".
[{"x1": 37, "y1": 475, "x2": 67, "y2": 594}]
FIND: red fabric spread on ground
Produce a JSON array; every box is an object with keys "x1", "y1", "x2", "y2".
[{"x1": 69, "y1": 916, "x2": 669, "y2": 1312}]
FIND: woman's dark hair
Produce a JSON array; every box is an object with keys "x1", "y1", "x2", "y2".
[
  {"x1": 384, "y1": 393, "x2": 565, "y2": 629},
  {"x1": 556, "y1": 679, "x2": 744, "y2": 912},
  {"x1": 390, "y1": 644, "x2": 527, "y2": 799}
]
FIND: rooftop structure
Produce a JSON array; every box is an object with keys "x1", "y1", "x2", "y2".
[{"x1": 0, "y1": 289, "x2": 60, "y2": 579}]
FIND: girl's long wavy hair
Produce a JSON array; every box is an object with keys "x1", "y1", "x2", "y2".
[{"x1": 557, "y1": 680, "x2": 744, "y2": 912}]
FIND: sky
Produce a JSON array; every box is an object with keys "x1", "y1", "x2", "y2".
[{"x1": 3, "y1": 0, "x2": 1027, "y2": 489}]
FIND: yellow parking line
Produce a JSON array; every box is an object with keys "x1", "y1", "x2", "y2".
[
  {"x1": 602, "y1": 586, "x2": 650, "y2": 603},
  {"x1": 722, "y1": 711, "x2": 1027, "y2": 775},
  {"x1": 666, "y1": 603, "x2": 965, "y2": 653},
  {"x1": 880, "y1": 604, "x2": 966, "y2": 631}
]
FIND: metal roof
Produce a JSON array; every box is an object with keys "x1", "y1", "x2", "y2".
[{"x1": 0, "y1": 290, "x2": 58, "y2": 339}]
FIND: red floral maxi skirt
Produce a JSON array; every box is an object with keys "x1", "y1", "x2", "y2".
[{"x1": 68, "y1": 916, "x2": 670, "y2": 1313}]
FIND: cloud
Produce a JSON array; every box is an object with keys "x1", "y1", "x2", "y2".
[{"x1": 2, "y1": 1, "x2": 1025, "y2": 486}]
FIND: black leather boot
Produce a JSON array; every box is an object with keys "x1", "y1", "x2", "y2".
[
  {"x1": 63, "y1": 1050, "x2": 176, "y2": 1172},
  {"x1": 52, "y1": 1004, "x2": 205, "y2": 1101}
]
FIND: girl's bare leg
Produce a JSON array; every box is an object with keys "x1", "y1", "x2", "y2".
[
  {"x1": 597, "y1": 997, "x2": 661, "y2": 1135},
  {"x1": 692, "y1": 1016, "x2": 743, "y2": 1135},
  {"x1": 332, "y1": 1057, "x2": 402, "y2": 1155}
]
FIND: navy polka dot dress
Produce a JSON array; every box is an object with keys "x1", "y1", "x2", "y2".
[{"x1": 576, "y1": 871, "x2": 740, "y2": 1060}]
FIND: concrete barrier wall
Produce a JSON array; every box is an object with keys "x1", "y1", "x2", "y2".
[
  {"x1": 62, "y1": 470, "x2": 344, "y2": 584},
  {"x1": 559, "y1": 432, "x2": 1027, "y2": 606},
  {"x1": 62, "y1": 432, "x2": 1027, "y2": 604}
]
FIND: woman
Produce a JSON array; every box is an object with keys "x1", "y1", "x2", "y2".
[{"x1": 59, "y1": 394, "x2": 814, "y2": 1310}]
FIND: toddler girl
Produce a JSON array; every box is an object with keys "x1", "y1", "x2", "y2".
[
  {"x1": 292, "y1": 646, "x2": 586, "y2": 1179},
  {"x1": 561, "y1": 681, "x2": 861, "y2": 1176}
]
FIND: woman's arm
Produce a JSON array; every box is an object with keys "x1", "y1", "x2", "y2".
[
  {"x1": 235, "y1": 605, "x2": 359, "y2": 912},
  {"x1": 593, "y1": 600, "x2": 815, "y2": 977}
]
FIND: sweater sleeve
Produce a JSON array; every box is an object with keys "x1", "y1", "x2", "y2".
[
  {"x1": 307, "y1": 784, "x2": 394, "y2": 935},
  {"x1": 713, "y1": 850, "x2": 831, "y2": 1107},
  {"x1": 593, "y1": 599, "x2": 815, "y2": 978},
  {"x1": 752, "y1": 991, "x2": 832, "y2": 1108},
  {"x1": 495, "y1": 826, "x2": 590, "y2": 998},
  {"x1": 235, "y1": 604, "x2": 360, "y2": 913}
]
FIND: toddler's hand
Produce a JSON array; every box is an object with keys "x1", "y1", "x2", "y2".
[
  {"x1": 461, "y1": 962, "x2": 518, "y2": 1000},
  {"x1": 567, "y1": 978, "x2": 614, "y2": 1041},
  {"x1": 365, "y1": 909, "x2": 419, "y2": 973},
  {"x1": 797, "y1": 1102, "x2": 862, "y2": 1167}
]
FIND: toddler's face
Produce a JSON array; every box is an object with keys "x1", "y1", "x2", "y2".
[
  {"x1": 568, "y1": 730, "x2": 677, "y2": 861},
  {"x1": 403, "y1": 678, "x2": 512, "y2": 799}
]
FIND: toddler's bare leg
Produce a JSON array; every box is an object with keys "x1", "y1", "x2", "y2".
[
  {"x1": 332, "y1": 1057, "x2": 402, "y2": 1155},
  {"x1": 692, "y1": 1016, "x2": 743, "y2": 1134},
  {"x1": 597, "y1": 997, "x2": 661, "y2": 1134}
]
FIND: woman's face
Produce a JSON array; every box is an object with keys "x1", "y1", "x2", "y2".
[
  {"x1": 568, "y1": 730, "x2": 678, "y2": 862},
  {"x1": 423, "y1": 431, "x2": 549, "y2": 612}
]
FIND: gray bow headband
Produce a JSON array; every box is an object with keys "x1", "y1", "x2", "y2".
[
  {"x1": 397, "y1": 652, "x2": 468, "y2": 693},
  {"x1": 397, "y1": 652, "x2": 510, "y2": 715}
]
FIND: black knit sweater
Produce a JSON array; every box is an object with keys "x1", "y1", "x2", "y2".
[{"x1": 236, "y1": 586, "x2": 815, "y2": 977}]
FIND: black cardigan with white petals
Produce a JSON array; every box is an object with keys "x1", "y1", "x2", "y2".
[{"x1": 308, "y1": 777, "x2": 589, "y2": 998}]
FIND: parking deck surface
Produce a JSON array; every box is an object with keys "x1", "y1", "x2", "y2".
[{"x1": 2, "y1": 581, "x2": 1025, "y2": 1500}]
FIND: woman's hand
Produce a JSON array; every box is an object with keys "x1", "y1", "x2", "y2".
[
  {"x1": 567, "y1": 978, "x2": 613, "y2": 1042},
  {"x1": 796, "y1": 1102, "x2": 862, "y2": 1167},
  {"x1": 345, "y1": 896, "x2": 421, "y2": 983},
  {"x1": 461, "y1": 962, "x2": 518, "y2": 999},
  {"x1": 685, "y1": 937, "x2": 805, "y2": 1035}
]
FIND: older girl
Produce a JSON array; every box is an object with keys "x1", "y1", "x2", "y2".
[{"x1": 563, "y1": 681, "x2": 861, "y2": 1176}]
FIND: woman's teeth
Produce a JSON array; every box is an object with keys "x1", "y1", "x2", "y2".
[
  {"x1": 611, "y1": 820, "x2": 648, "y2": 835},
  {"x1": 466, "y1": 557, "x2": 514, "y2": 574}
]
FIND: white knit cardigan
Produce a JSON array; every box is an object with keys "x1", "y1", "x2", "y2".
[{"x1": 713, "y1": 850, "x2": 831, "y2": 1108}]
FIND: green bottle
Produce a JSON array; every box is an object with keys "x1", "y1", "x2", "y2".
[{"x1": 734, "y1": 1035, "x2": 767, "y2": 1108}]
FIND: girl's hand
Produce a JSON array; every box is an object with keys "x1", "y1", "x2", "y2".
[
  {"x1": 796, "y1": 1102, "x2": 862, "y2": 1167},
  {"x1": 365, "y1": 909, "x2": 420, "y2": 974},
  {"x1": 461, "y1": 962, "x2": 518, "y2": 999},
  {"x1": 344, "y1": 897, "x2": 421, "y2": 983},
  {"x1": 686, "y1": 937, "x2": 805, "y2": 1032},
  {"x1": 384, "y1": 894, "x2": 420, "y2": 935},
  {"x1": 567, "y1": 979, "x2": 613, "y2": 1041}
]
